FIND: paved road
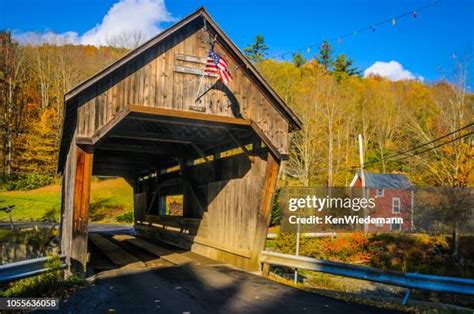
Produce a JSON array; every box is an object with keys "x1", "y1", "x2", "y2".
[
  {"x1": 0, "y1": 222, "x2": 132, "y2": 233},
  {"x1": 88, "y1": 223, "x2": 133, "y2": 234},
  {"x1": 54, "y1": 265, "x2": 399, "y2": 314},
  {"x1": 0, "y1": 221, "x2": 56, "y2": 229}
]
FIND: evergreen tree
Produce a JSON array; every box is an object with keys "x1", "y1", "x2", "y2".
[
  {"x1": 244, "y1": 34, "x2": 269, "y2": 63},
  {"x1": 292, "y1": 52, "x2": 306, "y2": 68},
  {"x1": 317, "y1": 40, "x2": 333, "y2": 70},
  {"x1": 333, "y1": 54, "x2": 360, "y2": 81}
]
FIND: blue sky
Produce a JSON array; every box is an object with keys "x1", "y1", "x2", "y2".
[{"x1": 1, "y1": 0, "x2": 473, "y2": 86}]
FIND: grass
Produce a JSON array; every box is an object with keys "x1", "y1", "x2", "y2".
[{"x1": 0, "y1": 178, "x2": 133, "y2": 223}]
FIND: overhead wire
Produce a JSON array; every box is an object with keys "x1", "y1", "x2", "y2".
[{"x1": 268, "y1": 0, "x2": 439, "y2": 60}]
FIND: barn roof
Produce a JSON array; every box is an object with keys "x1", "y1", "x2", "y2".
[
  {"x1": 58, "y1": 7, "x2": 302, "y2": 173},
  {"x1": 353, "y1": 172, "x2": 413, "y2": 189}
]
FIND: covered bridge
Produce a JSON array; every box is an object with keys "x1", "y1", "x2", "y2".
[{"x1": 58, "y1": 7, "x2": 302, "y2": 273}]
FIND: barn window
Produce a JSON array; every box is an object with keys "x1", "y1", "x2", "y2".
[
  {"x1": 391, "y1": 223, "x2": 401, "y2": 231},
  {"x1": 392, "y1": 197, "x2": 400, "y2": 214},
  {"x1": 376, "y1": 189, "x2": 384, "y2": 197}
]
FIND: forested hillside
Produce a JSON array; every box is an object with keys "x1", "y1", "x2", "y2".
[
  {"x1": 0, "y1": 32, "x2": 127, "y2": 179},
  {"x1": 0, "y1": 31, "x2": 472, "y2": 188},
  {"x1": 259, "y1": 58, "x2": 472, "y2": 187}
]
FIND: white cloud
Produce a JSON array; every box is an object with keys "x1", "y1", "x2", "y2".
[
  {"x1": 14, "y1": 0, "x2": 174, "y2": 48},
  {"x1": 364, "y1": 61, "x2": 424, "y2": 82}
]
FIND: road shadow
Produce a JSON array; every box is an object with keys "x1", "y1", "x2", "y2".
[{"x1": 52, "y1": 264, "x2": 401, "y2": 314}]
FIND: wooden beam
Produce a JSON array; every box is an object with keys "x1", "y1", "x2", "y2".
[
  {"x1": 159, "y1": 177, "x2": 183, "y2": 187},
  {"x1": 174, "y1": 65, "x2": 217, "y2": 78},
  {"x1": 93, "y1": 163, "x2": 155, "y2": 173},
  {"x1": 93, "y1": 160, "x2": 157, "y2": 170},
  {"x1": 75, "y1": 136, "x2": 93, "y2": 145},
  {"x1": 89, "y1": 108, "x2": 130, "y2": 145},
  {"x1": 109, "y1": 130, "x2": 215, "y2": 145},
  {"x1": 95, "y1": 143, "x2": 175, "y2": 156},
  {"x1": 176, "y1": 53, "x2": 207, "y2": 64},
  {"x1": 71, "y1": 146, "x2": 93, "y2": 273},
  {"x1": 226, "y1": 130, "x2": 254, "y2": 162},
  {"x1": 93, "y1": 169, "x2": 137, "y2": 178},
  {"x1": 250, "y1": 121, "x2": 287, "y2": 161},
  {"x1": 190, "y1": 143, "x2": 214, "y2": 174},
  {"x1": 129, "y1": 105, "x2": 252, "y2": 128},
  {"x1": 93, "y1": 151, "x2": 166, "y2": 161}
]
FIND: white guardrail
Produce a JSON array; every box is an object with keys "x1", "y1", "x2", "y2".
[
  {"x1": 0, "y1": 255, "x2": 66, "y2": 283},
  {"x1": 260, "y1": 250, "x2": 474, "y2": 305}
]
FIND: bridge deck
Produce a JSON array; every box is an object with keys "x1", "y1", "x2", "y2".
[
  {"x1": 58, "y1": 263, "x2": 398, "y2": 314},
  {"x1": 59, "y1": 231, "x2": 400, "y2": 313}
]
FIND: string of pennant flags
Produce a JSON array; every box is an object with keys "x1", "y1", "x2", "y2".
[
  {"x1": 269, "y1": 0, "x2": 440, "y2": 60},
  {"x1": 195, "y1": 0, "x2": 439, "y2": 88}
]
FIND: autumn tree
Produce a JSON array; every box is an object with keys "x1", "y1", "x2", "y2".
[
  {"x1": 0, "y1": 32, "x2": 29, "y2": 175},
  {"x1": 106, "y1": 30, "x2": 146, "y2": 49},
  {"x1": 18, "y1": 108, "x2": 58, "y2": 174}
]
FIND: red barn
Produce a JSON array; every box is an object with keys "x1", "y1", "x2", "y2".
[{"x1": 350, "y1": 172, "x2": 414, "y2": 232}]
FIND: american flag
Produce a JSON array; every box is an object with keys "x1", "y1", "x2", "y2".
[{"x1": 205, "y1": 47, "x2": 233, "y2": 85}]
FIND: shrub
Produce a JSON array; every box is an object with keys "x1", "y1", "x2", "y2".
[
  {"x1": 272, "y1": 233, "x2": 473, "y2": 277},
  {"x1": 274, "y1": 233, "x2": 298, "y2": 255},
  {"x1": 5, "y1": 174, "x2": 55, "y2": 191},
  {"x1": 368, "y1": 233, "x2": 450, "y2": 274},
  {"x1": 42, "y1": 208, "x2": 59, "y2": 223},
  {"x1": 116, "y1": 211, "x2": 134, "y2": 223},
  {"x1": 270, "y1": 189, "x2": 282, "y2": 226}
]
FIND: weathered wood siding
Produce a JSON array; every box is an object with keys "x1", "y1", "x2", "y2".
[
  {"x1": 135, "y1": 152, "x2": 277, "y2": 270},
  {"x1": 60, "y1": 139, "x2": 77, "y2": 269},
  {"x1": 75, "y1": 23, "x2": 288, "y2": 154}
]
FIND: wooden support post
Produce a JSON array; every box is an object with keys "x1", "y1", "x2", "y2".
[
  {"x1": 253, "y1": 153, "x2": 280, "y2": 257},
  {"x1": 70, "y1": 147, "x2": 93, "y2": 274},
  {"x1": 180, "y1": 159, "x2": 205, "y2": 218}
]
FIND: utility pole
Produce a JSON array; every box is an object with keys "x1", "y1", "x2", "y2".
[
  {"x1": 358, "y1": 134, "x2": 368, "y2": 233},
  {"x1": 294, "y1": 220, "x2": 300, "y2": 284}
]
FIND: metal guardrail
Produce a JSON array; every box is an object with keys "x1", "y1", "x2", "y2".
[
  {"x1": 0, "y1": 255, "x2": 66, "y2": 283},
  {"x1": 260, "y1": 251, "x2": 474, "y2": 305}
]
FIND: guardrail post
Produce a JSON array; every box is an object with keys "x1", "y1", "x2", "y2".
[
  {"x1": 262, "y1": 262, "x2": 270, "y2": 278},
  {"x1": 402, "y1": 288, "x2": 412, "y2": 305}
]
